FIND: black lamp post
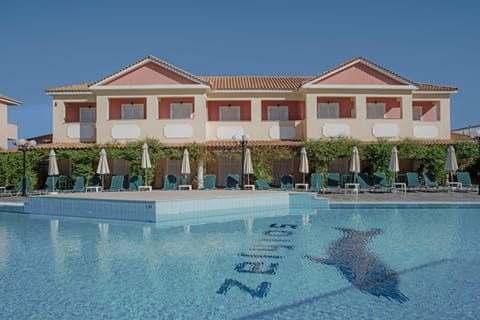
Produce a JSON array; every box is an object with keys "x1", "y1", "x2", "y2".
[
  {"x1": 474, "y1": 130, "x2": 480, "y2": 195},
  {"x1": 232, "y1": 134, "x2": 249, "y2": 189},
  {"x1": 14, "y1": 139, "x2": 37, "y2": 197}
]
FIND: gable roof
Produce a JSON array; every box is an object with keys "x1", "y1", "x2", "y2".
[
  {"x1": 0, "y1": 94, "x2": 21, "y2": 105},
  {"x1": 45, "y1": 55, "x2": 457, "y2": 93},
  {"x1": 302, "y1": 56, "x2": 417, "y2": 87},
  {"x1": 90, "y1": 55, "x2": 210, "y2": 88}
]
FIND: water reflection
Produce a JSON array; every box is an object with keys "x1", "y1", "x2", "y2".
[
  {"x1": 0, "y1": 226, "x2": 8, "y2": 268},
  {"x1": 97, "y1": 223, "x2": 111, "y2": 275},
  {"x1": 244, "y1": 217, "x2": 254, "y2": 233}
]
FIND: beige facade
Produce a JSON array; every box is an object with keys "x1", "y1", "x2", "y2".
[
  {"x1": 46, "y1": 56, "x2": 457, "y2": 145},
  {"x1": 0, "y1": 94, "x2": 20, "y2": 150}
]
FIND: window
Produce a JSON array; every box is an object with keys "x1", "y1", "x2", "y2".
[
  {"x1": 219, "y1": 106, "x2": 241, "y2": 121},
  {"x1": 121, "y1": 104, "x2": 144, "y2": 120},
  {"x1": 79, "y1": 107, "x2": 96, "y2": 122},
  {"x1": 413, "y1": 106, "x2": 423, "y2": 121},
  {"x1": 268, "y1": 106, "x2": 289, "y2": 120},
  {"x1": 366, "y1": 103, "x2": 386, "y2": 119},
  {"x1": 170, "y1": 103, "x2": 193, "y2": 119},
  {"x1": 317, "y1": 103, "x2": 340, "y2": 119}
]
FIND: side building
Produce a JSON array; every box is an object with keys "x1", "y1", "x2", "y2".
[{"x1": 0, "y1": 94, "x2": 20, "y2": 150}]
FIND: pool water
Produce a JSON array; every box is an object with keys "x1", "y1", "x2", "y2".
[{"x1": 1, "y1": 204, "x2": 479, "y2": 319}]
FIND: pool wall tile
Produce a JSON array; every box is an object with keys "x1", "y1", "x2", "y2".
[{"x1": 24, "y1": 193, "x2": 329, "y2": 223}]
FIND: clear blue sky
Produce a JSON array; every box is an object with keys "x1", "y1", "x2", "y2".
[{"x1": 1, "y1": 0, "x2": 479, "y2": 139}]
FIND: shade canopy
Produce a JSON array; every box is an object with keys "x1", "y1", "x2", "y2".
[
  {"x1": 141, "y1": 143, "x2": 152, "y2": 169},
  {"x1": 244, "y1": 148, "x2": 253, "y2": 185},
  {"x1": 388, "y1": 147, "x2": 399, "y2": 173},
  {"x1": 181, "y1": 149, "x2": 191, "y2": 175},
  {"x1": 48, "y1": 149, "x2": 59, "y2": 176},
  {"x1": 349, "y1": 146, "x2": 360, "y2": 174},
  {"x1": 96, "y1": 149, "x2": 110, "y2": 175},
  {"x1": 444, "y1": 145, "x2": 458, "y2": 173},
  {"x1": 96, "y1": 148, "x2": 110, "y2": 189},
  {"x1": 141, "y1": 143, "x2": 152, "y2": 185},
  {"x1": 244, "y1": 148, "x2": 253, "y2": 175},
  {"x1": 299, "y1": 147, "x2": 309, "y2": 184}
]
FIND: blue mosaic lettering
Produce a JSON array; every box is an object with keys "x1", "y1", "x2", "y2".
[
  {"x1": 239, "y1": 253, "x2": 283, "y2": 259},
  {"x1": 216, "y1": 279, "x2": 271, "y2": 298},
  {"x1": 269, "y1": 223, "x2": 298, "y2": 229},
  {"x1": 235, "y1": 262, "x2": 279, "y2": 274},
  {"x1": 251, "y1": 244, "x2": 294, "y2": 251},
  {"x1": 263, "y1": 230, "x2": 293, "y2": 237}
]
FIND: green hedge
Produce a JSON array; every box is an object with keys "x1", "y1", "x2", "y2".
[{"x1": 1, "y1": 138, "x2": 478, "y2": 187}]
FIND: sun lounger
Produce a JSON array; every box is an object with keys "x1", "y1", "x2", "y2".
[
  {"x1": 105, "y1": 175, "x2": 124, "y2": 192},
  {"x1": 162, "y1": 174, "x2": 177, "y2": 191},
  {"x1": 280, "y1": 175, "x2": 293, "y2": 190},
  {"x1": 127, "y1": 175, "x2": 142, "y2": 191},
  {"x1": 423, "y1": 172, "x2": 440, "y2": 190},
  {"x1": 6, "y1": 177, "x2": 32, "y2": 196},
  {"x1": 373, "y1": 172, "x2": 388, "y2": 191},
  {"x1": 225, "y1": 174, "x2": 239, "y2": 189},
  {"x1": 456, "y1": 172, "x2": 478, "y2": 191},
  {"x1": 310, "y1": 173, "x2": 324, "y2": 193},
  {"x1": 406, "y1": 172, "x2": 425, "y2": 190},
  {"x1": 357, "y1": 173, "x2": 373, "y2": 191},
  {"x1": 203, "y1": 174, "x2": 216, "y2": 190},
  {"x1": 255, "y1": 179, "x2": 275, "y2": 190},
  {"x1": 327, "y1": 173, "x2": 341, "y2": 192}
]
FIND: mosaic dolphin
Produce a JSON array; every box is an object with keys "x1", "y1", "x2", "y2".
[{"x1": 305, "y1": 227, "x2": 408, "y2": 303}]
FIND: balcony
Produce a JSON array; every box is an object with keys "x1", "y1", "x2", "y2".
[{"x1": 206, "y1": 120, "x2": 304, "y2": 141}]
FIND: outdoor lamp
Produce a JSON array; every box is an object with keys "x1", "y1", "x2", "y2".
[
  {"x1": 14, "y1": 139, "x2": 37, "y2": 197},
  {"x1": 232, "y1": 134, "x2": 250, "y2": 189}
]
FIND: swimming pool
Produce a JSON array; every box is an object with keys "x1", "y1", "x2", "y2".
[{"x1": 1, "y1": 203, "x2": 479, "y2": 319}]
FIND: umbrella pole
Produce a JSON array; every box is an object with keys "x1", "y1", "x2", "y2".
[
  {"x1": 303, "y1": 173, "x2": 305, "y2": 184},
  {"x1": 145, "y1": 168, "x2": 148, "y2": 185}
]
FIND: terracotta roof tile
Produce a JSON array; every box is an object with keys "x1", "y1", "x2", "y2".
[
  {"x1": 45, "y1": 83, "x2": 91, "y2": 93},
  {"x1": 199, "y1": 76, "x2": 310, "y2": 90},
  {"x1": 451, "y1": 132, "x2": 473, "y2": 141},
  {"x1": 415, "y1": 82, "x2": 458, "y2": 92}
]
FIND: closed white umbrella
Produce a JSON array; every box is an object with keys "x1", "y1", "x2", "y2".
[
  {"x1": 48, "y1": 149, "x2": 59, "y2": 192},
  {"x1": 444, "y1": 145, "x2": 458, "y2": 181},
  {"x1": 349, "y1": 146, "x2": 360, "y2": 183},
  {"x1": 299, "y1": 147, "x2": 309, "y2": 184},
  {"x1": 96, "y1": 148, "x2": 110, "y2": 188},
  {"x1": 244, "y1": 148, "x2": 253, "y2": 185},
  {"x1": 141, "y1": 143, "x2": 152, "y2": 185},
  {"x1": 181, "y1": 149, "x2": 191, "y2": 183},
  {"x1": 388, "y1": 146, "x2": 399, "y2": 184}
]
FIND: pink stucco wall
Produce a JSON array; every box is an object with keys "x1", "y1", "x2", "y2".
[
  {"x1": 413, "y1": 101, "x2": 438, "y2": 121},
  {"x1": 65, "y1": 103, "x2": 96, "y2": 122},
  {"x1": 315, "y1": 63, "x2": 403, "y2": 85},
  {"x1": 109, "y1": 98, "x2": 146, "y2": 120},
  {"x1": 158, "y1": 97, "x2": 195, "y2": 119},
  {"x1": 317, "y1": 97, "x2": 355, "y2": 118},
  {"x1": 366, "y1": 97, "x2": 401, "y2": 119},
  {"x1": 261, "y1": 101, "x2": 304, "y2": 120},
  {"x1": 105, "y1": 62, "x2": 197, "y2": 86},
  {"x1": 207, "y1": 101, "x2": 251, "y2": 121}
]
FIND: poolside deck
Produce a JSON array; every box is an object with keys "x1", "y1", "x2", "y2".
[{"x1": 2, "y1": 188, "x2": 480, "y2": 204}]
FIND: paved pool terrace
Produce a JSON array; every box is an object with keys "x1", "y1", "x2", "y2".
[{"x1": 1, "y1": 189, "x2": 480, "y2": 223}]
